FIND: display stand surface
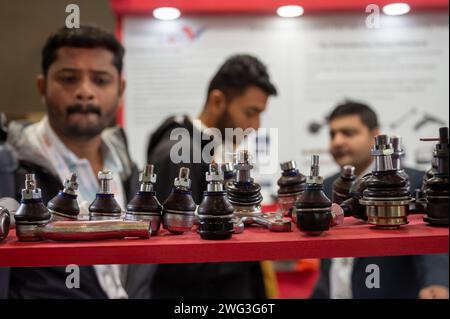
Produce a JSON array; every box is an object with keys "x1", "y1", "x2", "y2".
[{"x1": 0, "y1": 214, "x2": 448, "y2": 267}]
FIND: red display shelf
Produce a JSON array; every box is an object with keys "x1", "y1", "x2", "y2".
[{"x1": 0, "y1": 214, "x2": 447, "y2": 268}]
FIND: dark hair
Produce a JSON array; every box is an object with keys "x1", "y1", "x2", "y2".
[
  {"x1": 328, "y1": 100, "x2": 379, "y2": 130},
  {"x1": 41, "y1": 24, "x2": 124, "y2": 75},
  {"x1": 207, "y1": 54, "x2": 277, "y2": 102}
]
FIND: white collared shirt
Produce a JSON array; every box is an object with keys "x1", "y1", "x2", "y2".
[
  {"x1": 24, "y1": 117, "x2": 128, "y2": 299},
  {"x1": 329, "y1": 162, "x2": 374, "y2": 299}
]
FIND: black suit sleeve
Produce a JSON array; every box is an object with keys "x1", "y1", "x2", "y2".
[{"x1": 148, "y1": 139, "x2": 207, "y2": 205}]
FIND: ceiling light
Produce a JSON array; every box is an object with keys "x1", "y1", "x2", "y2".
[
  {"x1": 276, "y1": 5, "x2": 304, "y2": 18},
  {"x1": 153, "y1": 7, "x2": 181, "y2": 20},
  {"x1": 382, "y1": 3, "x2": 411, "y2": 16}
]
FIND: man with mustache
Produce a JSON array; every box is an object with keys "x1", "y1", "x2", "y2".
[
  {"x1": 6, "y1": 25, "x2": 154, "y2": 298},
  {"x1": 312, "y1": 101, "x2": 449, "y2": 299}
]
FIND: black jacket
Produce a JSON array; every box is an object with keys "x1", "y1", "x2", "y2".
[
  {"x1": 7, "y1": 125, "x2": 155, "y2": 299},
  {"x1": 312, "y1": 167, "x2": 449, "y2": 299},
  {"x1": 146, "y1": 115, "x2": 266, "y2": 299}
]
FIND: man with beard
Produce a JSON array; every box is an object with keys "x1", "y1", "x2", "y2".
[
  {"x1": 6, "y1": 25, "x2": 154, "y2": 298},
  {"x1": 146, "y1": 55, "x2": 278, "y2": 298},
  {"x1": 312, "y1": 101, "x2": 449, "y2": 299}
]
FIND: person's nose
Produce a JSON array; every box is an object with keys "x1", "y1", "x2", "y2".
[
  {"x1": 75, "y1": 78, "x2": 95, "y2": 102},
  {"x1": 251, "y1": 116, "x2": 260, "y2": 130},
  {"x1": 332, "y1": 132, "x2": 345, "y2": 148}
]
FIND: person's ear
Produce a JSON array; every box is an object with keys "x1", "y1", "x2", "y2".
[
  {"x1": 36, "y1": 74, "x2": 47, "y2": 104},
  {"x1": 372, "y1": 127, "x2": 381, "y2": 137},
  {"x1": 118, "y1": 78, "x2": 126, "y2": 102},
  {"x1": 208, "y1": 89, "x2": 227, "y2": 115}
]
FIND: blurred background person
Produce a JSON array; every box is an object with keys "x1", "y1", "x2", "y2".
[
  {"x1": 312, "y1": 101, "x2": 449, "y2": 299},
  {"x1": 147, "y1": 54, "x2": 279, "y2": 298}
]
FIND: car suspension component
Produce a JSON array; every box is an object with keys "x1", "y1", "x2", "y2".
[
  {"x1": 277, "y1": 160, "x2": 306, "y2": 222},
  {"x1": 421, "y1": 127, "x2": 449, "y2": 226},
  {"x1": 162, "y1": 167, "x2": 196, "y2": 234},
  {"x1": 391, "y1": 136, "x2": 411, "y2": 187},
  {"x1": 295, "y1": 155, "x2": 333, "y2": 236},
  {"x1": 359, "y1": 135, "x2": 411, "y2": 229},
  {"x1": 126, "y1": 164, "x2": 163, "y2": 235},
  {"x1": 332, "y1": 165, "x2": 356, "y2": 205},
  {"x1": 226, "y1": 150, "x2": 291, "y2": 232},
  {"x1": 12, "y1": 174, "x2": 150, "y2": 242},
  {"x1": 222, "y1": 162, "x2": 235, "y2": 188},
  {"x1": 89, "y1": 170, "x2": 122, "y2": 221},
  {"x1": 0, "y1": 206, "x2": 10, "y2": 241},
  {"x1": 14, "y1": 174, "x2": 52, "y2": 241},
  {"x1": 226, "y1": 150, "x2": 263, "y2": 217},
  {"x1": 47, "y1": 173, "x2": 80, "y2": 221},
  {"x1": 197, "y1": 162, "x2": 234, "y2": 240}
]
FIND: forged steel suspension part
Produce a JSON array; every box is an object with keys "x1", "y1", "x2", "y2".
[
  {"x1": 14, "y1": 174, "x2": 150, "y2": 241},
  {"x1": 226, "y1": 150, "x2": 291, "y2": 232},
  {"x1": 277, "y1": 160, "x2": 306, "y2": 222},
  {"x1": 197, "y1": 162, "x2": 234, "y2": 240},
  {"x1": 359, "y1": 135, "x2": 411, "y2": 229},
  {"x1": 14, "y1": 174, "x2": 52, "y2": 241},
  {"x1": 126, "y1": 164, "x2": 163, "y2": 235},
  {"x1": 47, "y1": 173, "x2": 80, "y2": 221},
  {"x1": 421, "y1": 127, "x2": 449, "y2": 226},
  {"x1": 0, "y1": 206, "x2": 10, "y2": 241},
  {"x1": 332, "y1": 165, "x2": 356, "y2": 205},
  {"x1": 89, "y1": 170, "x2": 123, "y2": 221},
  {"x1": 295, "y1": 155, "x2": 333, "y2": 236},
  {"x1": 162, "y1": 167, "x2": 196, "y2": 234}
]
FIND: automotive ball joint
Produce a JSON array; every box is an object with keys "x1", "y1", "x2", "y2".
[
  {"x1": 14, "y1": 174, "x2": 52, "y2": 241},
  {"x1": 277, "y1": 160, "x2": 306, "y2": 222},
  {"x1": 126, "y1": 164, "x2": 163, "y2": 234},
  {"x1": 295, "y1": 155, "x2": 333, "y2": 236},
  {"x1": 421, "y1": 127, "x2": 449, "y2": 226},
  {"x1": 359, "y1": 134, "x2": 411, "y2": 229},
  {"x1": 197, "y1": 162, "x2": 234, "y2": 240},
  {"x1": 47, "y1": 173, "x2": 80, "y2": 221},
  {"x1": 162, "y1": 167, "x2": 196, "y2": 234},
  {"x1": 89, "y1": 170, "x2": 123, "y2": 221},
  {"x1": 332, "y1": 165, "x2": 356, "y2": 205}
]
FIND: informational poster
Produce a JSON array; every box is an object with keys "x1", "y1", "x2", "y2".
[{"x1": 123, "y1": 13, "x2": 449, "y2": 200}]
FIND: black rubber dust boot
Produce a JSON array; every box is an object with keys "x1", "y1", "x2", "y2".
[
  {"x1": 226, "y1": 150, "x2": 263, "y2": 219},
  {"x1": 126, "y1": 164, "x2": 163, "y2": 235},
  {"x1": 277, "y1": 160, "x2": 306, "y2": 221},
  {"x1": 162, "y1": 167, "x2": 196, "y2": 234},
  {"x1": 89, "y1": 170, "x2": 122, "y2": 221},
  {"x1": 198, "y1": 162, "x2": 234, "y2": 240},
  {"x1": 421, "y1": 127, "x2": 449, "y2": 226},
  {"x1": 295, "y1": 155, "x2": 332, "y2": 236},
  {"x1": 359, "y1": 135, "x2": 411, "y2": 229},
  {"x1": 14, "y1": 174, "x2": 51, "y2": 241},
  {"x1": 332, "y1": 165, "x2": 356, "y2": 205},
  {"x1": 47, "y1": 173, "x2": 80, "y2": 221}
]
